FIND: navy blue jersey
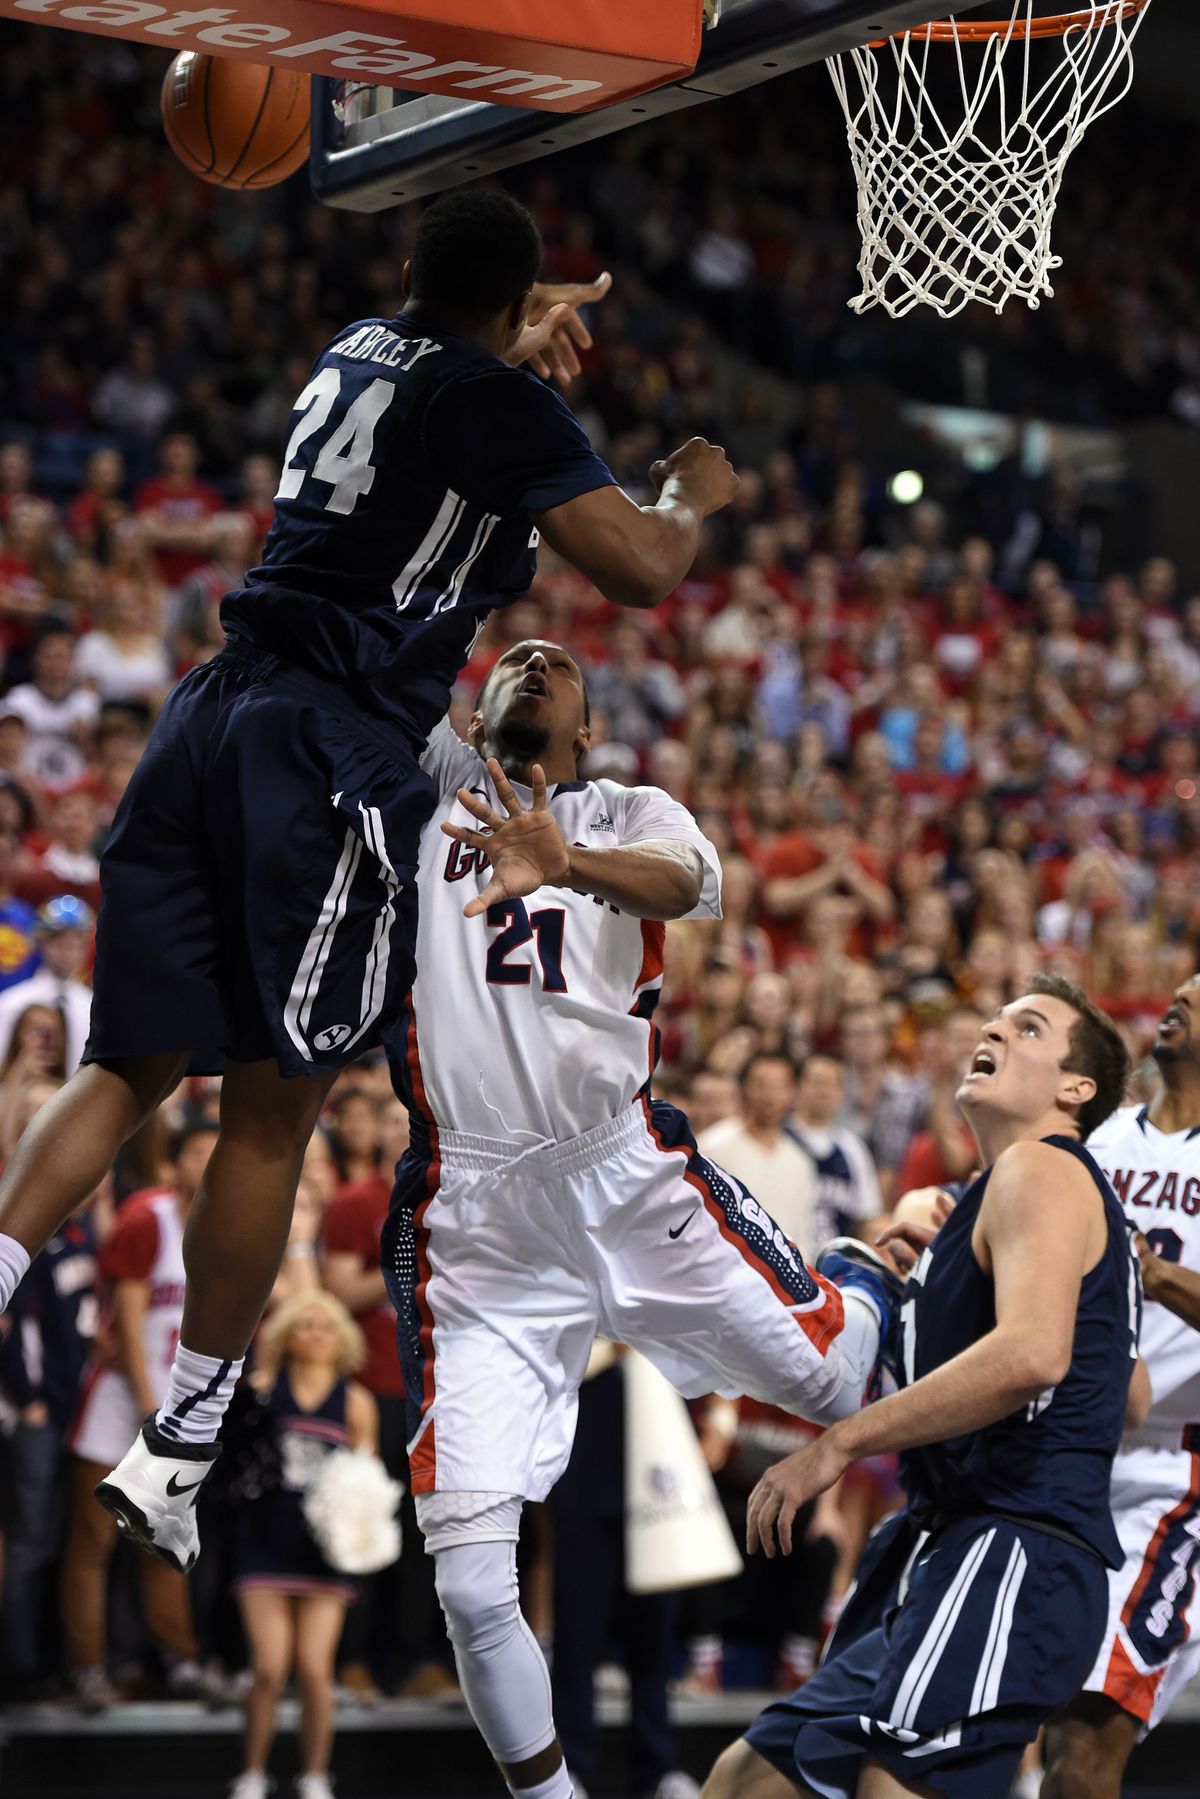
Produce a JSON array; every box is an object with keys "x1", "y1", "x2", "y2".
[
  {"x1": 223, "y1": 314, "x2": 616, "y2": 747},
  {"x1": 902, "y1": 1136, "x2": 1140, "y2": 1567}
]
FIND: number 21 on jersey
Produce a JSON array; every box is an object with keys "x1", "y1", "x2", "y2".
[{"x1": 485, "y1": 901, "x2": 567, "y2": 993}]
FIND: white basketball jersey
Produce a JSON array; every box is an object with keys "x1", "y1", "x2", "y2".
[
  {"x1": 409, "y1": 723, "x2": 722, "y2": 1141},
  {"x1": 1087, "y1": 1104, "x2": 1200, "y2": 1430}
]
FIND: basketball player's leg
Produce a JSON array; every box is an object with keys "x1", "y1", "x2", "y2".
[
  {"x1": 0, "y1": 658, "x2": 237, "y2": 1315},
  {"x1": 702, "y1": 1738, "x2": 813, "y2": 1799},
  {"x1": 597, "y1": 1102, "x2": 884, "y2": 1424},
  {"x1": 430, "y1": 1514, "x2": 569, "y2": 1796},
  {"x1": 856, "y1": 1765, "x2": 939, "y2": 1798},
  {"x1": 0, "y1": 1052, "x2": 187, "y2": 1308},
  {"x1": 1042, "y1": 1695, "x2": 1140, "y2": 1799},
  {"x1": 396, "y1": 1153, "x2": 598, "y2": 1799},
  {"x1": 174, "y1": 1057, "x2": 336, "y2": 1360}
]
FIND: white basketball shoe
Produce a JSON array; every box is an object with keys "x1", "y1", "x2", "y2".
[{"x1": 94, "y1": 1415, "x2": 221, "y2": 1573}]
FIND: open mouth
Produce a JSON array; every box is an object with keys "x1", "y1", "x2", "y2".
[
  {"x1": 517, "y1": 672, "x2": 549, "y2": 698},
  {"x1": 966, "y1": 1047, "x2": 998, "y2": 1078},
  {"x1": 1158, "y1": 1009, "x2": 1187, "y2": 1034}
]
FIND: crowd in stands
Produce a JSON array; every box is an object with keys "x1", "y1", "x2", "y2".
[{"x1": 0, "y1": 10, "x2": 1197, "y2": 1760}]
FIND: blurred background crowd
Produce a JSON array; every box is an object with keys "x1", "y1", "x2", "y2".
[{"x1": 0, "y1": 17, "x2": 1197, "y2": 1785}]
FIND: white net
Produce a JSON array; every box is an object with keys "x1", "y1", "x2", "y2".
[{"x1": 827, "y1": 1, "x2": 1154, "y2": 319}]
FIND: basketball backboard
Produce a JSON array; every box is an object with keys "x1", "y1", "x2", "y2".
[{"x1": 310, "y1": 0, "x2": 941, "y2": 210}]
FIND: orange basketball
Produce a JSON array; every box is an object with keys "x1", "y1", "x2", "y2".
[{"x1": 161, "y1": 53, "x2": 310, "y2": 191}]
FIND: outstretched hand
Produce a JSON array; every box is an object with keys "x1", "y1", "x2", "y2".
[
  {"x1": 442, "y1": 758, "x2": 572, "y2": 918},
  {"x1": 746, "y1": 1431, "x2": 853, "y2": 1558},
  {"x1": 507, "y1": 272, "x2": 613, "y2": 386}
]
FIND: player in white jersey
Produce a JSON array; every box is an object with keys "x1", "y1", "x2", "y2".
[
  {"x1": 1044, "y1": 973, "x2": 1200, "y2": 1799},
  {"x1": 381, "y1": 640, "x2": 896, "y2": 1799}
]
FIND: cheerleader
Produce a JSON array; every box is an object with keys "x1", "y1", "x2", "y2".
[{"x1": 230, "y1": 1290, "x2": 377, "y2": 1799}]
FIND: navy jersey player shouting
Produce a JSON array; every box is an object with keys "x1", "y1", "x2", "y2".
[
  {"x1": 705, "y1": 975, "x2": 1142, "y2": 1799},
  {"x1": 0, "y1": 190, "x2": 738, "y2": 1573}
]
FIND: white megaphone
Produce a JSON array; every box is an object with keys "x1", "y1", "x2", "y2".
[{"x1": 623, "y1": 1349, "x2": 743, "y2": 1596}]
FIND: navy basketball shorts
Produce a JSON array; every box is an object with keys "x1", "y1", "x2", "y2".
[
  {"x1": 86, "y1": 640, "x2": 431, "y2": 1076},
  {"x1": 745, "y1": 1507, "x2": 1109, "y2": 1799}
]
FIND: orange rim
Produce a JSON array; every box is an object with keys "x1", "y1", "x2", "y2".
[{"x1": 871, "y1": 1, "x2": 1149, "y2": 45}]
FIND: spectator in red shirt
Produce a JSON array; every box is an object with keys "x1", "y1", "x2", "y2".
[
  {"x1": 133, "y1": 433, "x2": 222, "y2": 588},
  {"x1": 762, "y1": 804, "x2": 893, "y2": 967}
]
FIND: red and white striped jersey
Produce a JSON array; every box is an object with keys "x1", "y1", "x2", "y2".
[
  {"x1": 405, "y1": 722, "x2": 721, "y2": 1142},
  {"x1": 1088, "y1": 1104, "x2": 1200, "y2": 1431}
]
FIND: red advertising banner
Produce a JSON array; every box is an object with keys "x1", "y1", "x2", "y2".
[{"x1": 0, "y1": 0, "x2": 704, "y2": 111}]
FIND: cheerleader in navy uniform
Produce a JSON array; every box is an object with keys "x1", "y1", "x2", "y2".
[{"x1": 231, "y1": 1291, "x2": 378, "y2": 1799}]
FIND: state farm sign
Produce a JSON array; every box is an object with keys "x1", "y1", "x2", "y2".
[{"x1": 2, "y1": 0, "x2": 702, "y2": 112}]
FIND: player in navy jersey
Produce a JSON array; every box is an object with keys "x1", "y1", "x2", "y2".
[
  {"x1": 704, "y1": 973, "x2": 1143, "y2": 1799},
  {"x1": 0, "y1": 188, "x2": 739, "y2": 1576}
]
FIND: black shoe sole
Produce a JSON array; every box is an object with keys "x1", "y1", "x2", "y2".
[{"x1": 93, "y1": 1480, "x2": 194, "y2": 1575}]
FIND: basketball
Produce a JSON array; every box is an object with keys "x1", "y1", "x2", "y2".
[{"x1": 160, "y1": 52, "x2": 310, "y2": 191}]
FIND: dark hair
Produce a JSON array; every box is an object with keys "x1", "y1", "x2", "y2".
[
  {"x1": 34, "y1": 620, "x2": 75, "y2": 650},
  {"x1": 738, "y1": 1049, "x2": 800, "y2": 1086},
  {"x1": 167, "y1": 1116, "x2": 219, "y2": 1163},
  {"x1": 1027, "y1": 972, "x2": 1130, "y2": 1138},
  {"x1": 408, "y1": 189, "x2": 542, "y2": 327}
]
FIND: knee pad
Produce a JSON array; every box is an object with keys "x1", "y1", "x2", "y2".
[{"x1": 434, "y1": 1536, "x2": 522, "y2": 1657}]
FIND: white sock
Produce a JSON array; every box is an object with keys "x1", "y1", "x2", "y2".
[
  {"x1": 511, "y1": 1766, "x2": 574, "y2": 1799},
  {"x1": 0, "y1": 1233, "x2": 30, "y2": 1312},
  {"x1": 156, "y1": 1345, "x2": 243, "y2": 1445}
]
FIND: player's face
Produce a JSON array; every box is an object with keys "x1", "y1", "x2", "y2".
[
  {"x1": 483, "y1": 640, "x2": 588, "y2": 759},
  {"x1": 1153, "y1": 975, "x2": 1200, "y2": 1066},
  {"x1": 958, "y1": 993, "x2": 1093, "y2": 1127}
]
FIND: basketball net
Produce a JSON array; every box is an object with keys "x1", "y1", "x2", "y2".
[{"x1": 827, "y1": 1, "x2": 1154, "y2": 319}]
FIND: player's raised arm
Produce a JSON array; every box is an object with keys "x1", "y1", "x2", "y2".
[
  {"x1": 444, "y1": 758, "x2": 705, "y2": 921},
  {"x1": 747, "y1": 1139, "x2": 1106, "y2": 1556},
  {"x1": 534, "y1": 437, "x2": 739, "y2": 610}
]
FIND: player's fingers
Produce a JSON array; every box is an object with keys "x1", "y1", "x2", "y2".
[
  {"x1": 560, "y1": 307, "x2": 593, "y2": 351},
  {"x1": 527, "y1": 352, "x2": 551, "y2": 379},
  {"x1": 455, "y1": 786, "x2": 504, "y2": 828},
  {"x1": 440, "y1": 822, "x2": 494, "y2": 852},
  {"x1": 463, "y1": 874, "x2": 508, "y2": 918},
  {"x1": 530, "y1": 765, "x2": 548, "y2": 809},
  {"x1": 777, "y1": 1497, "x2": 796, "y2": 1558},
  {"x1": 486, "y1": 759, "x2": 524, "y2": 817}
]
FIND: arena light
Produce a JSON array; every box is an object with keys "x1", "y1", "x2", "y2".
[{"x1": 888, "y1": 469, "x2": 924, "y2": 505}]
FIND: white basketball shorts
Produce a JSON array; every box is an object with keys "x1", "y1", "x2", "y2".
[
  {"x1": 1081, "y1": 1424, "x2": 1200, "y2": 1735},
  {"x1": 382, "y1": 1097, "x2": 851, "y2": 1499}
]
